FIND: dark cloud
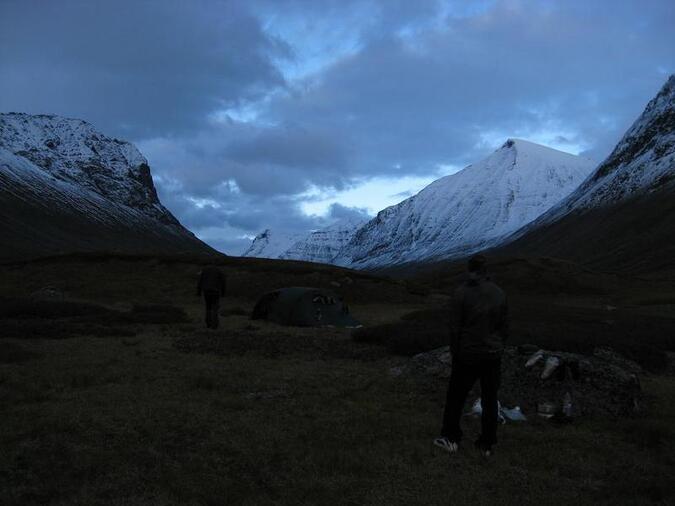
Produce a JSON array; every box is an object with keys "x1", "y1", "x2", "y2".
[
  {"x1": 139, "y1": 121, "x2": 352, "y2": 199},
  {"x1": 0, "y1": 0, "x2": 288, "y2": 137},
  {"x1": 327, "y1": 203, "x2": 371, "y2": 222},
  {"x1": 264, "y1": 0, "x2": 675, "y2": 175},
  {"x1": 227, "y1": 125, "x2": 349, "y2": 172}
]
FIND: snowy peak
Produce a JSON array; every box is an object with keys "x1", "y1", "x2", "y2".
[
  {"x1": 503, "y1": 138, "x2": 581, "y2": 158},
  {"x1": 498, "y1": 75, "x2": 675, "y2": 274},
  {"x1": 241, "y1": 139, "x2": 595, "y2": 268},
  {"x1": 241, "y1": 216, "x2": 366, "y2": 263},
  {"x1": 334, "y1": 139, "x2": 595, "y2": 269},
  {"x1": 0, "y1": 112, "x2": 174, "y2": 224},
  {"x1": 280, "y1": 217, "x2": 366, "y2": 264},
  {"x1": 594, "y1": 75, "x2": 674, "y2": 181},
  {"x1": 241, "y1": 229, "x2": 304, "y2": 259},
  {"x1": 0, "y1": 112, "x2": 212, "y2": 260},
  {"x1": 571, "y1": 75, "x2": 674, "y2": 208}
]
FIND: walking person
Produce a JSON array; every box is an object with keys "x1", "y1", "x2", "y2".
[
  {"x1": 197, "y1": 265, "x2": 226, "y2": 329},
  {"x1": 434, "y1": 255, "x2": 509, "y2": 457}
]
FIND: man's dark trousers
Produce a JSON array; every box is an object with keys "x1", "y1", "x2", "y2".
[
  {"x1": 204, "y1": 290, "x2": 220, "y2": 329},
  {"x1": 441, "y1": 356, "x2": 501, "y2": 445}
]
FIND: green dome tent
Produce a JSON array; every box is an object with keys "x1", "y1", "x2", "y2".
[{"x1": 251, "y1": 287, "x2": 360, "y2": 327}]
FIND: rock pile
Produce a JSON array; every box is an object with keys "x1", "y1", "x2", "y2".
[{"x1": 405, "y1": 345, "x2": 642, "y2": 417}]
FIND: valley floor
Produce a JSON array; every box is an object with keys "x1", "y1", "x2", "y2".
[{"x1": 1, "y1": 257, "x2": 674, "y2": 505}]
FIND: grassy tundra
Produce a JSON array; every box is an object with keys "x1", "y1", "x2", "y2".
[{"x1": 1, "y1": 255, "x2": 674, "y2": 505}]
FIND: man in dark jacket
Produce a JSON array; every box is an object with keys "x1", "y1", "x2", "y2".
[
  {"x1": 197, "y1": 265, "x2": 227, "y2": 329},
  {"x1": 434, "y1": 255, "x2": 508, "y2": 457}
]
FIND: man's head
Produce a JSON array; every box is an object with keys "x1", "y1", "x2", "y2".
[{"x1": 467, "y1": 254, "x2": 488, "y2": 276}]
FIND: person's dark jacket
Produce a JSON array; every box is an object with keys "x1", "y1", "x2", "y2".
[
  {"x1": 450, "y1": 274, "x2": 508, "y2": 362},
  {"x1": 197, "y1": 266, "x2": 226, "y2": 297}
]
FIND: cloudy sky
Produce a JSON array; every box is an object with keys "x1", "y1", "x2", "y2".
[{"x1": 1, "y1": 0, "x2": 673, "y2": 253}]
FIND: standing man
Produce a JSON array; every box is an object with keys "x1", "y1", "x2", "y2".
[
  {"x1": 434, "y1": 255, "x2": 508, "y2": 457},
  {"x1": 197, "y1": 264, "x2": 227, "y2": 329}
]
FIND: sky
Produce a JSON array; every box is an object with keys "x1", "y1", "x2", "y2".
[{"x1": 1, "y1": 0, "x2": 673, "y2": 254}]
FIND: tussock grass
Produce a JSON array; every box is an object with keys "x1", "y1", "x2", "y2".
[
  {"x1": 0, "y1": 342, "x2": 41, "y2": 364},
  {"x1": 220, "y1": 305, "x2": 250, "y2": 317},
  {"x1": 2, "y1": 324, "x2": 674, "y2": 505},
  {"x1": 0, "y1": 297, "x2": 188, "y2": 339},
  {"x1": 1, "y1": 255, "x2": 675, "y2": 504},
  {"x1": 352, "y1": 317, "x2": 448, "y2": 356},
  {"x1": 175, "y1": 327, "x2": 387, "y2": 362},
  {"x1": 0, "y1": 296, "x2": 110, "y2": 319},
  {"x1": 0, "y1": 319, "x2": 137, "y2": 339}
]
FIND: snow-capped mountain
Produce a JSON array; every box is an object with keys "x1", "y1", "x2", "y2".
[
  {"x1": 241, "y1": 229, "x2": 305, "y2": 259},
  {"x1": 0, "y1": 113, "x2": 214, "y2": 261},
  {"x1": 279, "y1": 216, "x2": 366, "y2": 263},
  {"x1": 500, "y1": 75, "x2": 675, "y2": 273},
  {"x1": 333, "y1": 139, "x2": 596, "y2": 269},
  {"x1": 537, "y1": 74, "x2": 674, "y2": 219}
]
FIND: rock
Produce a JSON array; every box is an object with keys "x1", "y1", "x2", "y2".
[
  {"x1": 410, "y1": 346, "x2": 453, "y2": 378},
  {"x1": 389, "y1": 366, "x2": 405, "y2": 377},
  {"x1": 517, "y1": 344, "x2": 541, "y2": 355},
  {"x1": 403, "y1": 345, "x2": 642, "y2": 417},
  {"x1": 593, "y1": 347, "x2": 642, "y2": 375}
]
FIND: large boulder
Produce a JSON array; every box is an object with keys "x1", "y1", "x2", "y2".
[{"x1": 405, "y1": 345, "x2": 642, "y2": 417}]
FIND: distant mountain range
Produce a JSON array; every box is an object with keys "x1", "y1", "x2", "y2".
[
  {"x1": 241, "y1": 229, "x2": 305, "y2": 259},
  {"x1": 334, "y1": 139, "x2": 595, "y2": 269},
  {"x1": 280, "y1": 216, "x2": 367, "y2": 264},
  {"x1": 244, "y1": 139, "x2": 595, "y2": 268},
  {"x1": 243, "y1": 217, "x2": 367, "y2": 264},
  {"x1": 0, "y1": 113, "x2": 214, "y2": 261},
  {"x1": 4, "y1": 74, "x2": 672, "y2": 274},
  {"x1": 245, "y1": 75, "x2": 675, "y2": 274}
]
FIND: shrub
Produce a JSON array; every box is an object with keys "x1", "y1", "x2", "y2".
[{"x1": 353, "y1": 309, "x2": 449, "y2": 356}]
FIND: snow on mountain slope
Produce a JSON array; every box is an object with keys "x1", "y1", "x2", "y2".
[
  {"x1": 533, "y1": 74, "x2": 675, "y2": 221},
  {"x1": 241, "y1": 229, "x2": 305, "y2": 259},
  {"x1": 496, "y1": 75, "x2": 675, "y2": 273},
  {"x1": 334, "y1": 139, "x2": 596, "y2": 269},
  {"x1": 279, "y1": 216, "x2": 366, "y2": 264},
  {"x1": 0, "y1": 112, "x2": 177, "y2": 223},
  {"x1": 0, "y1": 113, "x2": 213, "y2": 260}
]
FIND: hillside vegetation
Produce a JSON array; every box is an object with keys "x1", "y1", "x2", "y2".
[{"x1": 1, "y1": 254, "x2": 674, "y2": 505}]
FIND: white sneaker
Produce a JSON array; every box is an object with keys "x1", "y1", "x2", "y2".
[{"x1": 433, "y1": 437, "x2": 459, "y2": 453}]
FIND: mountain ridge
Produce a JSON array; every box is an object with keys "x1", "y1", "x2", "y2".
[
  {"x1": 0, "y1": 112, "x2": 216, "y2": 261},
  {"x1": 242, "y1": 139, "x2": 595, "y2": 268},
  {"x1": 332, "y1": 138, "x2": 595, "y2": 269},
  {"x1": 496, "y1": 74, "x2": 675, "y2": 274}
]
